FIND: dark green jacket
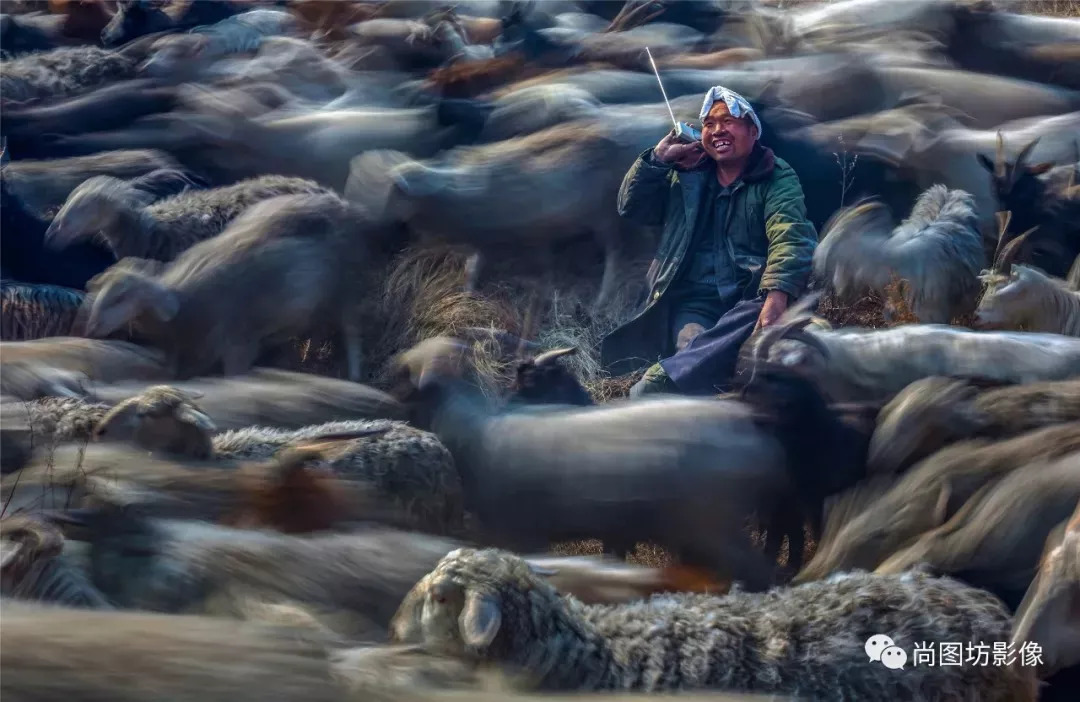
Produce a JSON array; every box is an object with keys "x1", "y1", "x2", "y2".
[{"x1": 600, "y1": 144, "x2": 818, "y2": 375}]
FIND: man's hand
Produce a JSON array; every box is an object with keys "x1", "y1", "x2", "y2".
[
  {"x1": 653, "y1": 129, "x2": 708, "y2": 170},
  {"x1": 754, "y1": 290, "x2": 789, "y2": 333}
]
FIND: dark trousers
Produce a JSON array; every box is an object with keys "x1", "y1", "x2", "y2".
[{"x1": 658, "y1": 295, "x2": 766, "y2": 396}]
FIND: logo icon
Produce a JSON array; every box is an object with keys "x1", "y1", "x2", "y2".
[
  {"x1": 865, "y1": 634, "x2": 895, "y2": 663},
  {"x1": 881, "y1": 645, "x2": 908, "y2": 670}
]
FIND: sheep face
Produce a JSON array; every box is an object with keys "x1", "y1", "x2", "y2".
[
  {"x1": 867, "y1": 377, "x2": 980, "y2": 474},
  {"x1": 46, "y1": 182, "x2": 125, "y2": 249},
  {"x1": 974, "y1": 268, "x2": 1039, "y2": 330},
  {"x1": 84, "y1": 269, "x2": 178, "y2": 338},
  {"x1": 390, "y1": 548, "x2": 556, "y2": 659},
  {"x1": 391, "y1": 558, "x2": 503, "y2": 656},
  {"x1": 92, "y1": 386, "x2": 215, "y2": 459}
]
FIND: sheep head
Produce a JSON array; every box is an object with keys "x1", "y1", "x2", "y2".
[
  {"x1": 974, "y1": 264, "x2": 1048, "y2": 331},
  {"x1": 84, "y1": 262, "x2": 178, "y2": 338},
  {"x1": 46, "y1": 176, "x2": 153, "y2": 253},
  {"x1": 390, "y1": 548, "x2": 560, "y2": 659},
  {"x1": 977, "y1": 133, "x2": 1053, "y2": 204},
  {"x1": 1, "y1": 515, "x2": 65, "y2": 595},
  {"x1": 391, "y1": 336, "x2": 475, "y2": 394},
  {"x1": 867, "y1": 376, "x2": 983, "y2": 475},
  {"x1": 512, "y1": 346, "x2": 592, "y2": 407},
  {"x1": 92, "y1": 385, "x2": 215, "y2": 459}
]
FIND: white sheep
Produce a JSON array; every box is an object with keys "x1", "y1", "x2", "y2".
[
  {"x1": 974, "y1": 263, "x2": 1080, "y2": 336},
  {"x1": 813, "y1": 184, "x2": 985, "y2": 324}
]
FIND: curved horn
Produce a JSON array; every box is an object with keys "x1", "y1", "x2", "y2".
[
  {"x1": 995, "y1": 131, "x2": 1006, "y2": 179},
  {"x1": 991, "y1": 210, "x2": 1013, "y2": 267},
  {"x1": 531, "y1": 347, "x2": 578, "y2": 366},
  {"x1": 995, "y1": 227, "x2": 1038, "y2": 276},
  {"x1": 1014, "y1": 136, "x2": 1042, "y2": 170},
  {"x1": 783, "y1": 328, "x2": 831, "y2": 360}
]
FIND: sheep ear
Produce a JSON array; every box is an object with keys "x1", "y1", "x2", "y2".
[
  {"x1": 459, "y1": 591, "x2": 501, "y2": 648},
  {"x1": 0, "y1": 541, "x2": 23, "y2": 569}
]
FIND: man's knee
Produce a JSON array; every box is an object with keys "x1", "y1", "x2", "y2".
[{"x1": 629, "y1": 362, "x2": 677, "y2": 398}]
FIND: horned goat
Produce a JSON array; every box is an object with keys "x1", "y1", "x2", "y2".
[
  {"x1": 390, "y1": 548, "x2": 1036, "y2": 699},
  {"x1": 47, "y1": 174, "x2": 332, "y2": 262},
  {"x1": 869, "y1": 376, "x2": 1080, "y2": 475},
  {"x1": 975, "y1": 261, "x2": 1080, "y2": 336},
  {"x1": 813, "y1": 184, "x2": 985, "y2": 324},
  {"x1": 81, "y1": 192, "x2": 380, "y2": 380},
  {"x1": 744, "y1": 303, "x2": 1080, "y2": 403},
  {"x1": 797, "y1": 422, "x2": 1080, "y2": 583},
  {"x1": 393, "y1": 336, "x2": 792, "y2": 592},
  {"x1": 0, "y1": 280, "x2": 84, "y2": 341},
  {"x1": 977, "y1": 134, "x2": 1080, "y2": 278}
]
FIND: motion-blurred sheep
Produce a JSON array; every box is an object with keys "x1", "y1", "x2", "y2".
[
  {"x1": 0, "y1": 280, "x2": 84, "y2": 341},
  {"x1": 47, "y1": 174, "x2": 333, "y2": 262},
  {"x1": 0, "y1": 603, "x2": 345, "y2": 702},
  {"x1": 813, "y1": 184, "x2": 984, "y2": 324},
  {"x1": 876, "y1": 452, "x2": 1080, "y2": 610},
  {"x1": 0, "y1": 514, "x2": 110, "y2": 609},
  {"x1": 798, "y1": 422, "x2": 1080, "y2": 583},
  {"x1": 82, "y1": 193, "x2": 379, "y2": 380},
  {"x1": 869, "y1": 376, "x2": 1080, "y2": 475},
  {"x1": 0, "y1": 45, "x2": 136, "y2": 106},
  {"x1": 1, "y1": 148, "x2": 177, "y2": 217}
]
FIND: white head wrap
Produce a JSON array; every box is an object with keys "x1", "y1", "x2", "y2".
[{"x1": 699, "y1": 86, "x2": 761, "y2": 140}]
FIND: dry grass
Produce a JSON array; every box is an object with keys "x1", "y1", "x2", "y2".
[{"x1": 315, "y1": 238, "x2": 655, "y2": 401}]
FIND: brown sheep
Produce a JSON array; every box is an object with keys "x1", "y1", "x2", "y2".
[
  {"x1": 797, "y1": 422, "x2": 1080, "y2": 583},
  {"x1": 869, "y1": 376, "x2": 1080, "y2": 475},
  {"x1": 876, "y1": 452, "x2": 1080, "y2": 610}
]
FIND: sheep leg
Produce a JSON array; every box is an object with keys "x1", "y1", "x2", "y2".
[
  {"x1": 342, "y1": 311, "x2": 363, "y2": 383},
  {"x1": 463, "y1": 251, "x2": 483, "y2": 294},
  {"x1": 592, "y1": 223, "x2": 622, "y2": 314},
  {"x1": 222, "y1": 343, "x2": 260, "y2": 377}
]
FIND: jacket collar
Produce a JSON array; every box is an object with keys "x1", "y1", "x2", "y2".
[
  {"x1": 678, "y1": 145, "x2": 776, "y2": 226},
  {"x1": 686, "y1": 144, "x2": 776, "y2": 184}
]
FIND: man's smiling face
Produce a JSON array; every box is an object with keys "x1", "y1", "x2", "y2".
[{"x1": 701, "y1": 101, "x2": 758, "y2": 165}]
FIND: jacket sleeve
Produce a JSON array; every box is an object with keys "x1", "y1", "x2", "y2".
[
  {"x1": 759, "y1": 166, "x2": 818, "y2": 298},
  {"x1": 616, "y1": 148, "x2": 674, "y2": 227}
]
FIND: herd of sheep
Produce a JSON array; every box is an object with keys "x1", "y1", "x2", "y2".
[{"x1": 2, "y1": 0, "x2": 1080, "y2": 700}]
